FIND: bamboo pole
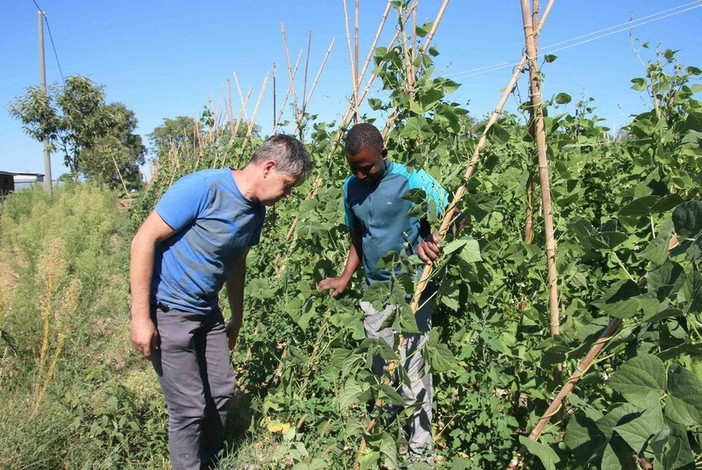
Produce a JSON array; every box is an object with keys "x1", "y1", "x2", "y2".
[
  {"x1": 506, "y1": 318, "x2": 622, "y2": 470},
  {"x1": 407, "y1": 0, "x2": 555, "y2": 309},
  {"x1": 247, "y1": 74, "x2": 270, "y2": 140},
  {"x1": 382, "y1": 0, "x2": 450, "y2": 137},
  {"x1": 302, "y1": 31, "x2": 312, "y2": 114},
  {"x1": 232, "y1": 86, "x2": 253, "y2": 141},
  {"x1": 521, "y1": 0, "x2": 560, "y2": 343},
  {"x1": 305, "y1": 37, "x2": 336, "y2": 107},
  {"x1": 342, "y1": 0, "x2": 359, "y2": 123},
  {"x1": 281, "y1": 23, "x2": 302, "y2": 122},
  {"x1": 276, "y1": 51, "x2": 303, "y2": 128},
  {"x1": 273, "y1": 63, "x2": 278, "y2": 133}
]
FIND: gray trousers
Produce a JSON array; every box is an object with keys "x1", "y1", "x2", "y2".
[
  {"x1": 150, "y1": 307, "x2": 236, "y2": 470},
  {"x1": 360, "y1": 298, "x2": 433, "y2": 454}
]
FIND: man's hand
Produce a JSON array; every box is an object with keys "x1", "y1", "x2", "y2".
[
  {"x1": 226, "y1": 321, "x2": 240, "y2": 351},
  {"x1": 318, "y1": 277, "x2": 350, "y2": 298},
  {"x1": 130, "y1": 317, "x2": 158, "y2": 358},
  {"x1": 417, "y1": 232, "x2": 442, "y2": 265}
]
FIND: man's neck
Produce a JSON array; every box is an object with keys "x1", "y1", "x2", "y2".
[{"x1": 232, "y1": 167, "x2": 258, "y2": 201}]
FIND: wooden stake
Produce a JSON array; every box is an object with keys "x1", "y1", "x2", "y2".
[
  {"x1": 521, "y1": 0, "x2": 560, "y2": 343},
  {"x1": 273, "y1": 63, "x2": 278, "y2": 133},
  {"x1": 247, "y1": 74, "x2": 270, "y2": 140},
  {"x1": 281, "y1": 23, "x2": 302, "y2": 122},
  {"x1": 342, "y1": 0, "x2": 359, "y2": 123},
  {"x1": 305, "y1": 37, "x2": 336, "y2": 107},
  {"x1": 506, "y1": 319, "x2": 622, "y2": 470}
]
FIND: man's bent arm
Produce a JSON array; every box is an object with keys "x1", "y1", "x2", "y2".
[
  {"x1": 225, "y1": 248, "x2": 249, "y2": 350},
  {"x1": 319, "y1": 228, "x2": 362, "y2": 298},
  {"x1": 130, "y1": 211, "x2": 176, "y2": 357}
]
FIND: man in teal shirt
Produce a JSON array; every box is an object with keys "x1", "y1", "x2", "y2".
[{"x1": 319, "y1": 123, "x2": 448, "y2": 462}]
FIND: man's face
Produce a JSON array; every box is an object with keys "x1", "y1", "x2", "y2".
[
  {"x1": 346, "y1": 146, "x2": 386, "y2": 186},
  {"x1": 260, "y1": 168, "x2": 303, "y2": 206}
]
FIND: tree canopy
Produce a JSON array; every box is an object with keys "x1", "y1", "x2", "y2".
[{"x1": 8, "y1": 76, "x2": 145, "y2": 190}]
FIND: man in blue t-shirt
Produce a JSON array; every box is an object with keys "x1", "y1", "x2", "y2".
[
  {"x1": 130, "y1": 135, "x2": 313, "y2": 470},
  {"x1": 319, "y1": 123, "x2": 450, "y2": 462}
]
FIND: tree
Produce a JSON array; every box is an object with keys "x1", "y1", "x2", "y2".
[
  {"x1": 147, "y1": 113, "x2": 262, "y2": 161},
  {"x1": 8, "y1": 76, "x2": 145, "y2": 189}
]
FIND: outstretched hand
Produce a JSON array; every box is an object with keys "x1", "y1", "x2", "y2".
[
  {"x1": 318, "y1": 277, "x2": 349, "y2": 298},
  {"x1": 417, "y1": 232, "x2": 442, "y2": 265}
]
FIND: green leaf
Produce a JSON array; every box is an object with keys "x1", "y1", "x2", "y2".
[
  {"x1": 564, "y1": 413, "x2": 607, "y2": 464},
  {"x1": 443, "y1": 239, "x2": 467, "y2": 256},
  {"x1": 592, "y1": 280, "x2": 641, "y2": 318},
  {"x1": 648, "y1": 261, "x2": 686, "y2": 301},
  {"x1": 640, "y1": 233, "x2": 671, "y2": 265},
  {"x1": 618, "y1": 195, "x2": 659, "y2": 217},
  {"x1": 613, "y1": 405, "x2": 665, "y2": 453},
  {"x1": 459, "y1": 238, "x2": 482, "y2": 263},
  {"x1": 555, "y1": 92, "x2": 572, "y2": 104},
  {"x1": 631, "y1": 78, "x2": 648, "y2": 91},
  {"x1": 596, "y1": 403, "x2": 642, "y2": 440},
  {"x1": 673, "y1": 201, "x2": 702, "y2": 238},
  {"x1": 378, "y1": 384, "x2": 406, "y2": 406},
  {"x1": 609, "y1": 354, "x2": 666, "y2": 408},
  {"x1": 518, "y1": 436, "x2": 560, "y2": 470},
  {"x1": 665, "y1": 365, "x2": 702, "y2": 426},
  {"x1": 544, "y1": 54, "x2": 557, "y2": 63}
]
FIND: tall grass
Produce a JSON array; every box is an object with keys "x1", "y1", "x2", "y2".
[{"x1": 0, "y1": 185, "x2": 167, "y2": 468}]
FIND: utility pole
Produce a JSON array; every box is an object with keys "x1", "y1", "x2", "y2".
[{"x1": 38, "y1": 10, "x2": 52, "y2": 192}]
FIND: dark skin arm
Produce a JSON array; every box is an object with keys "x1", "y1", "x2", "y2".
[{"x1": 318, "y1": 228, "x2": 362, "y2": 298}]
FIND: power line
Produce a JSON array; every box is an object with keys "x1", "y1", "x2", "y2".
[
  {"x1": 31, "y1": 0, "x2": 66, "y2": 84},
  {"x1": 448, "y1": 0, "x2": 702, "y2": 80}
]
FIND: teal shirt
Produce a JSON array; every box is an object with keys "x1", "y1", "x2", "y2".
[{"x1": 343, "y1": 161, "x2": 449, "y2": 283}]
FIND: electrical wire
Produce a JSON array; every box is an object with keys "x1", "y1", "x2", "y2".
[
  {"x1": 30, "y1": 0, "x2": 66, "y2": 84},
  {"x1": 448, "y1": 0, "x2": 702, "y2": 80}
]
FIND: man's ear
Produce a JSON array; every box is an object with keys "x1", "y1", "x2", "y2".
[
  {"x1": 381, "y1": 148, "x2": 388, "y2": 158},
  {"x1": 262, "y1": 160, "x2": 277, "y2": 176}
]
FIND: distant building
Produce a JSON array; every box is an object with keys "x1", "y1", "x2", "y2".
[
  {"x1": 0, "y1": 171, "x2": 14, "y2": 196},
  {"x1": 0, "y1": 172, "x2": 46, "y2": 195}
]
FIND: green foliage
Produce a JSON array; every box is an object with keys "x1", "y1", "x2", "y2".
[{"x1": 8, "y1": 76, "x2": 145, "y2": 190}]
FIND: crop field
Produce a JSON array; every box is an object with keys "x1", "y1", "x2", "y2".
[{"x1": 1, "y1": 2, "x2": 702, "y2": 469}]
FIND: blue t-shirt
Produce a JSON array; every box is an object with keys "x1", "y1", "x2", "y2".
[
  {"x1": 343, "y1": 161, "x2": 449, "y2": 283},
  {"x1": 152, "y1": 168, "x2": 265, "y2": 314}
]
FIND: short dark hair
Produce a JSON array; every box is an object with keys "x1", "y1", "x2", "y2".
[
  {"x1": 250, "y1": 134, "x2": 314, "y2": 176},
  {"x1": 345, "y1": 123, "x2": 384, "y2": 156}
]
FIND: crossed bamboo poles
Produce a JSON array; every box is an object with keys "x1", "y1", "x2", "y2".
[{"x1": 208, "y1": 0, "x2": 623, "y2": 465}]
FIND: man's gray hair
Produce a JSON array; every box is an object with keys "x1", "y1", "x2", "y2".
[{"x1": 250, "y1": 134, "x2": 314, "y2": 176}]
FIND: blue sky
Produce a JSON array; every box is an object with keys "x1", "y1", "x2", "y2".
[{"x1": 2, "y1": 0, "x2": 701, "y2": 178}]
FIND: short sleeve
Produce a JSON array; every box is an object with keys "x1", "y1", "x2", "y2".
[
  {"x1": 247, "y1": 207, "x2": 265, "y2": 246},
  {"x1": 155, "y1": 172, "x2": 211, "y2": 232},
  {"x1": 342, "y1": 177, "x2": 354, "y2": 227},
  {"x1": 408, "y1": 169, "x2": 449, "y2": 217}
]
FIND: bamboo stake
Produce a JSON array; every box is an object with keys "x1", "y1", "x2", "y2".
[
  {"x1": 521, "y1": 0, "x2": 560, "y2": 343},
  {"x1": 247, "y1": 74, "x2": 270, "y2": 140},
  {"x1": 357, "y1": 1, "x2": 392, "y2": 91},
  {"x1": 407, "y1": 1, "x2": 555, "y2": 309},
  {"x1": 273, "y1": 63, "x2": 278, "y2": 133},
  {"x1": 281, "y1": 23, "x2": 302, "y2": 122},
  {"x1": 382, "y1": 0, "x2": 450, "y2": 137},
  {"x1": 305, "y1": 37, "x2": 336, "y2": 107},
  {"x1": 233, "y1": 72, "x2": 249, "y2": 121},
  {"x1": 227, "y1": 79, "x2": 235, "y2": 136},
  {"x1": 342, "y1": 0, "x2": 359, "y2": 123},
  {"x1": 354, "y1": 0, "x2": 360, "y2": 102},
  {"x1": 506, "y1": 318, "x2": 622, "y2": 470},
  {"x1": 302, "y1": 31, "x2": 312, "y2": 113},
  {"x1": 232, "y1": 86, "x2": 253, "y2": 141},
  {"x1": 276, "y1": 51, "x2": 303, "y2": 128},
  {"x1": 524, "y1": 172, "x2": 534, "y2": 243}
]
